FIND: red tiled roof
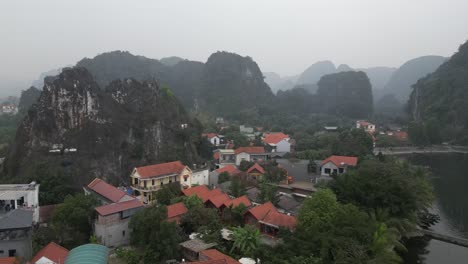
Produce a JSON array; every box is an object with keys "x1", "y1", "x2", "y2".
[
  {"x1": 207, "y1": 193, "x2": 231, "y2": 208},
  {"x1": 199, "y1": 249, "x2": 240, "y2": 264},
  {"x1": 247, "y1": 202, "x2": 276, "y2": 221},
  {"x1": 226, "y1": 143, "x2": 235, "y2": 149},
  {"x1": 246, "y1": 163, "x2": 265, "y2": 174},
  {"x1": 263, "y1": 133, "x2": 289, "y2": 145},
  {"x1": 216, "y1": 165, "x2": 240, "y2": 175},
  {"x1": 213, "y1": 152, "x2": 220, "y2": 160},
  {"x1": 167, "y1": 202, "x2": 188, "y2": 219},
  {"x1": 135, "y1": 161, "x2": 186, "y2": 179},
  {"x1": 0, "y1": 258, "x2": 19, "y2": 264},
  {"x1": 394, "y1": 131, "x2": 408, "y2": 140},
  {"x1": 320, "y1": 155, "x2": 358, "y2": 167},
  {"x1": 261, "y1": 209, "x2": 296, "y2": 229},
  {"x1": 95, "y1": 199, "x2": 143, "y2": 216},
  {"x1": 357, "y1": 120, "x2": 372, "y2": 126},
  {"x1": 223, "y1": 195, "x2": 251, "y2": 208},
  {"x1": 203, "y1": 133, "x2": 218, "y2": 139},
  {"x1": 87, "y1": 178, "x2": 127, "y2": 203},
  {"x1": 182, "y1": 185, "x2": 213, "y2": 202},
  {"x1": 234, "y1": 147, "x2": 265, "y2": 155},
  {"x1": 31, "y1": 242, "x2": 69, "y2": 264}
]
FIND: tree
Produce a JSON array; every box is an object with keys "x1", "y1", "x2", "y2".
[
  {"x1": 51, "y1": 193, "x2": 98, "y2": 248},
  {"x1": 230, "y1": 225, "x2": 261, "y2": 258},
  {"x1": 218, "y1": 171, "x2": 230, "y2": 184},
  {"x1": 263, "y1": 166, "x2": 287, "y2": 183},
  {"x1": 129, "y1": 205, "x2": 183, "y2": 262},
  {"x1": 224, "y1": 203, "x2": 248, "y2": 226},
  {"x1": 239, "y1": 160, "x2": 255, "y2": 171},
  {"x1": 332, "y1": 128, "x2": 373, "y2": 157},
  {"x1": 180, "y1": 197, "x2": 222, "y2": 242},
  {"x1": 155, "y1": 184, "x2": 180, "y2": 205},
  {"x1": 229, "y1": 177, "x2": 246, "y2": 197},
  {"x1": 257, "y1": 181, "x2": 279, "y2": 205}
]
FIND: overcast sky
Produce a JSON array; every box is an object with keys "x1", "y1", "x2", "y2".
[{"x1": 1, "y1": 0, "x2": 468, "y2": 95}]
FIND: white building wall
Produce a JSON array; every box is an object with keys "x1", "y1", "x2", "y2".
[
  {"x1": 276, "y1": 140, "x2": 291, "y2": 152},
  {"x1": 320, "y1": 162, "x2": 339, "y2": 176},
  {"x1": 192, "y1": 169, "x2": 209, "y2": 186},
  {"x1": 235, "y1": 153, "x2": 250, "y2": 166}
]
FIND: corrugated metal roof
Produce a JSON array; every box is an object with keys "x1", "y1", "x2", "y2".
[
  {"x1": 64, "y1": 244, "x2": 108, "y2": 264},
  {"x1": 0, "y1": 209, "x2": 33, "y2": 230}
]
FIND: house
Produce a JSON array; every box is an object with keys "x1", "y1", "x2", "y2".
[
  {"x1": 190, "y1": 249, "x2": 240, "y2": 264},
  {"x1": 130, "y1": 161, "x2": 192, "y2": 203},
  {"x1": 182, "y1": 185, "x2": 215, "y2": 203},
  {"x1": 263, "y1": 133, "x2": 291, "y2": 153},
  {"x1": 85, "y1": 178, "x2": 133, "y2": 205},
  {"x1": 192, "y1": 169, "x2": 210, "y2": 186},
  {"x1": 31, "y1": 242, "x2": 69, "y2": 264},
  {"x1": 214, "y1": 149, "x2": 236, "y2": 168},
  {"x1": 320, "y1": 155, "x2": 358, "y2": 176},
  {"x1": 222, "y1": 195, "x2": 252, "y2": 210},
  {"x1": 180, "y1": 238, "x2": 217, "y2": 262},
  {"x1": 209, "y1": 165, "x2": 241, "y2": 187},
  {"x1": 167, "y1": 202, "x2": 188, "y2": 224},
  {"x1": 0, "y1": 105, "x2": 18, "y2": 115},
  {"x1": 356, "y1": 120, "x2": 376, "y2": 134},
  {"x1": 246, "y1": 163, "x2": 265, "y2": 181},
  {"x1": 203, "y1": 133, "x2": 223, "y2": 146},
  {"x1": 235, "y1": 147, "x2": 268, "y2": 166},
  {"x1": 94, "y1": 199, "x2": 144, "y2": 247},
  {"x1": 0, "y1": 209, "x2": 34, "y2": 259},
  {"x1": 205, "y1": 193, "x2": 231, "y2": 210},
  {"x1": 0, "y1": 182, "x2": 40, "y2": 222},
  {"x1": 239, "y1": 125, "x2": 254, "y2": 134},
  {"x1": 244, "y1": 202, "x2": 296, "y2": 237}
]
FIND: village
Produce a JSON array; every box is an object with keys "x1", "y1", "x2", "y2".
[{"x1": 0, "y1": 118, "x2": 412, "y2": 264}]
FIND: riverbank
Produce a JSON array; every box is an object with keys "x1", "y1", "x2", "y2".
[{"x1": 374, "y1": 145, "x2": 468, "y2": 155}]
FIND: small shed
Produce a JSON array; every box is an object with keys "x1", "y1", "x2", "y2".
[{"x1": 179, "y1": 238, "x2": 217, "y2": 262}]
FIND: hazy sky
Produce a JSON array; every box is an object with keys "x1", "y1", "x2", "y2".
[{"x1": 1, "y1": 0, "x2": 468, "y2": 95}]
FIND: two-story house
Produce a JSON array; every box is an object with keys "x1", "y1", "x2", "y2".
[
  {"x1": 214, "y1": 149, "x2": 236, "y2": 168},
  {"x1": 130, "y1": 161, "x2": 192, "y2": 203},
  {"x1": 235, "y1": 147, "x2": 268, "y2": 166},
  {"x1": 356, "y1": 120, "x2": 376, "y2": 134}
]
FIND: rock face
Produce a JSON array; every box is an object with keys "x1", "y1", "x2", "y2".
[
  {"x1": 383, "y1": 55, "x2": 446, "y2": 102},
  {"x1": 317, "y1": 71, "x2": 373, "y2": 118},
  {"x1": 296, "y1": 61, "x2": 337, "y2": 93},
  {"x1": 3, "y1": 67, "x2": 201, "y2": 187},
  {"x1": 18, "y1": 87, "x2": 42, "y2": 114},
  {"x1": 408, "y1": 40, "x2": 468, "y2": 144}
]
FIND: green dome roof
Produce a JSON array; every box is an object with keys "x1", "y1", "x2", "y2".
[{"x1": 65, "y1": 244, "x2": 109, "y2": 264}]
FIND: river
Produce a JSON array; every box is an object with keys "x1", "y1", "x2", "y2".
[{"x1": 402, "y1": 153, "x2": 468, "y2": 264}]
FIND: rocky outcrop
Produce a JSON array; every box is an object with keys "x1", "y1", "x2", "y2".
[{"x1": 3, "y1": 67, "x2": 201, "y2": 187}]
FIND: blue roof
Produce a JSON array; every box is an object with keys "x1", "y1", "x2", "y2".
[{"x1": 65, "y1": 244, "x2": 109, "y2": 264}]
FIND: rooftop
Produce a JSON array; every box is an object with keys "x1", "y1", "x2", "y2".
[
  {"x1": 263, "y1": 133, "x2": 289, "y2": 145},
  {"x1": 320, "y1": 155, "x2": 358, "y2": 167},
  {"x1": 135, "y1": 161, "x2": 186, "y2": 179},
  {"x1": 31, "y1": 242, "x2": 69, "y2": 264},
  {"x1": 0, "y1": 209, "x2": 33, "y2": 230},
  {"x1": 179, "y1": 238, "x2": 217, "y2": 253},
  {"x1": 199, "y1": 249, "x2": 240, "y2": 264},
  {"x1": 95, "y1": 199, "x2": 143, "y2": 216},
  {"x1": 0, "y1": 183, "x2": 39, "y2": 201},
  {"x1": 167, "y1": 202, "x2": 188, "y2": 219},
  {"x1": 87, "y1": 178, "x2": 128, "y2": 203},
  {"x1": 246, "y1": 163, "x2": 264, "y2": 174},
  {"x1": 216, "y1": 165, "x2": 241, "y2": 175},
  {"x1": 223, "y1": 195, "x2": 251, "y2": 208},
  {"x1": 64, "y1": 244, "x2": 109, "y2": 264},
  {"x1": 234, "y1": 147, "x2": 265, "y2": 155}
]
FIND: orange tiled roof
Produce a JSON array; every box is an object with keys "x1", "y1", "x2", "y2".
[
  {"x1": 247, "y1": 202, "x2": 275, "y2": 220},
  {"x1": 188, "y1": 260, "x2": 227, "y2": 264},
  {"x1": 95, "y1": 199, "x2": 143, "y2": 216},
  {"x1": 216, "y1": 165, "x2": 240, "y2": 175},
  {"x1": 320, "y1": 155, "x2": 358, "y2": 167},
  {"x1": 234, "y1": 147, "x2": 265, "y2": 155},
  {"x1": 263, "y1": 133, "x2": 289, "y2": 145},
  {"x1": 207, "y1": 193, "x2": 231, "y2": 208},
  {"x1": 203, "y1": 133, "x2": 219, "y2": 139},
  {"x1": 213, "y1": 152, "x2": 220, "y2": 160},
  {"x1": 223, "y1": 195, "x2": 251, "y2": 208},
  {"x1": 87, "y1": 178, "x2": 127, "y2": 203},
  {"x1": 0, "y1": 258, "x2": 19, "y2": 264},
  {"x1": 167, "y1": 202, "x2": 188, "y2": 219},
  {"x1": 246, "y1": 163, "x2": 265, "y2": 174},
  {"x1": 135, "y1": 161, "x2": 186, "y2": 179},
  {"x1": 31, "y1": 242, "x2": 69, "y2": 264},
  {"x1": 261, "y1": 209, "x2": 296, "y2": 229},
  {"x1": 182, "y1": 185, "x2": 213, "y2": 202},
  {"x1": 199, "y1": 249, "x2": 240, "y2": 264}
]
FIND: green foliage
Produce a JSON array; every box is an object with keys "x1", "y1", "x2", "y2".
[
  {"x1": 263, "y1": 166, "x2": 287, "y2": 183},
  {"x1": 155, "y1": 183, "x2": 181, "y2": 205},
  {"x1": 317, "y1": 71, "x2": 373, "y2": 118},
  {"x1": 257, "y1": 181, "x2": 279, "y2": 205},
  {"x1": 229, "y1": 177, "x2": 246, "y2": 197},
  {"x1": 332, "y1": 128, "x2": 373, "y2": 157},
  {"x1": 51, "y1": 193, "x2": 98, "y2": 248},
  {"x1": 115, "y1": 248, "x2": 140, "y2": 264},
  {"x1": 330, "y1": 158, "x2": 434, "y2": 221},
  {"x1": 239, "y1": 160, "x2": 255, "y2": 172},
  {"x1": 224, "y1": 130, "x2": 249, "y2": 148},
  {"x1": 183, "y1": 194, "x2": 204, "y2": 210},
  {"x1": 218, "y1": 171, "x2": 230, "y2": 184},
  {"x1": 129, "y1": 205, "x2": 183, "y2": 262},
  {"x1": 180, "y1": 200, "x2": 221, "y2": 240},
  {"x1": 224, "y1": 203, "x2": 248, "y2": 226},
  {"x1": 230, "y1": 225, "x2": 261, "y2": 258},
  {"x1": 32, "y1": 162, "x2": 74, "y2": 205}
]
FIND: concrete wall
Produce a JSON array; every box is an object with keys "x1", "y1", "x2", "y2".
[
  {"x1": 95, "y1": 217, "x2": 131, "y2": 248},
  {"x1": 235, "y1": 153, "x2": 250, "y2": 165},
  {"x1": 320, "y1": 162, "x2": 347, "y2": 176},
  {"x1": 276, "y1": 140, "x2": 291, "y2": 153},
  {"x1": 209, "y1": 171, "x2": 219, "y2": 187},
  {"x1": 0, "y1": 229, "x2": 32, "y2": 259},
  {"x1": 192, "y1": 170, "x2": 209, "y2": 186}
]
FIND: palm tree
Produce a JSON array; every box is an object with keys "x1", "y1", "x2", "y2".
[{"x1": 230, "y1": 225, "x2": 260, "y2": 257}]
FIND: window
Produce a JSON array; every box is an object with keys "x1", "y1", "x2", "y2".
[
  {"x1": 8, "y1": 250, "x2": 16, "y2": 257},
  {"x1": 152, "y1": 179, "x2": 155, "y2": 185},
  {"x1": 184, "y1": 177, "x2": 188, "y2": 182},
  {"x1": 324, "y1": 168, "x2": 331, "y2": 174},
  {"x1": 339, "y1": 168, "x2": 344, "y2": 173},
  {"x1": 144, "y1": 181, "x2": 147, "y2": 188},
  {"x1": 122, "y1": 230, "x2": 126, "y2": 237},
  {"x1": 134, "y1": 178, "x2": 138, "y2": 185},
  {"x1": 169, "y1": 179, "x2": 172, "y2": 183},
  {"x1": 160, "y1": 181, "x2": 163, "y2": 186}
]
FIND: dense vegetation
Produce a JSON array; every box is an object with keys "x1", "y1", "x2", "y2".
[
  {"x1": 316, "y1": 71, "x2": 373, "y2": 118},
  {"x1": 408, "y1": 40, "x2": 468, "y2": 145}
]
